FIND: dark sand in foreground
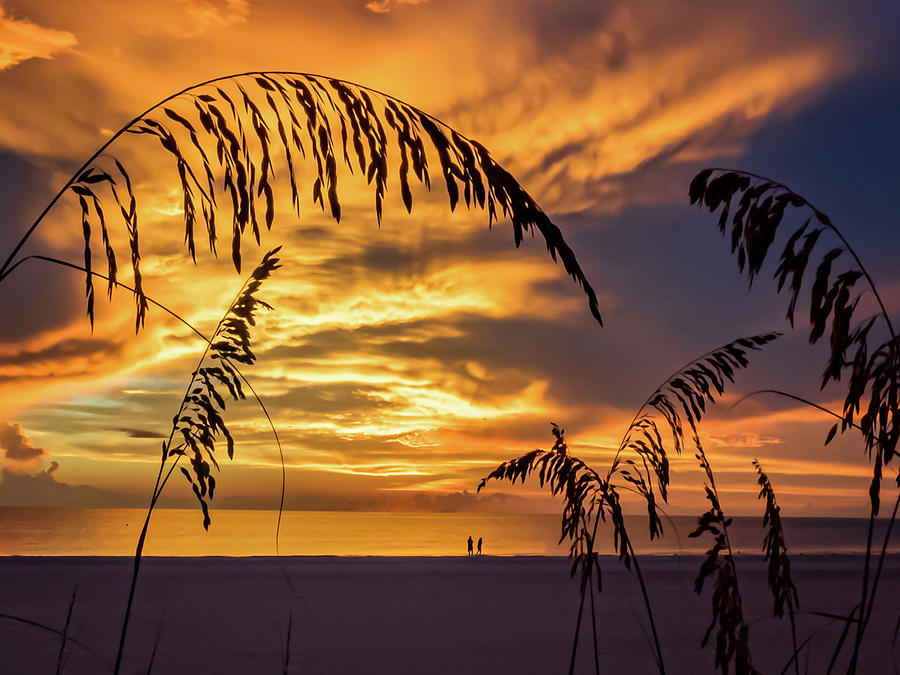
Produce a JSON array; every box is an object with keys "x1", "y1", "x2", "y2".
[{"x1": 1, "y1": 555, "x2": 898, "y2": 673}]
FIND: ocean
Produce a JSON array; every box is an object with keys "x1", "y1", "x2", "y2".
[{"x1": 0, "y1": 507, "x2": 896, "y2": 556}]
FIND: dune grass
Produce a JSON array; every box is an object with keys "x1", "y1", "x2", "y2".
[
  {"x1": 691, "y1": 169, "x2": 900, "y2": 673},
  {"x1": 0, "y1": 71, "x2": 897, "y2": 674},
  {"x1": 480, "y1": 333, "x2": 780, "y2": 674},
  {"x1": 0, "y1": 72, "x2": 603, "y2": 673},
  {"x1": 477, "y1": 170, "x2": 900, "y2": 674}
]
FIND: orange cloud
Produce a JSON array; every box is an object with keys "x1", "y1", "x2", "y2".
[
  {"x1": 0, "y1": 420, "x2": 47, "y2": 469},
  {"x1": 0, "y1": 5, "x2": 76, "y2": 70},
  {"x1": 436, "y1": 3, "x2": 842, "y2": 213},
  {"x1": 707, "y1": 432, "x2": 782, "y2": 448},
  {"x1": 141, "y1": 0, "x2": 251, "y2": 38},
  {"x1": 364, "y1": 0, "x2": 430, "y2": 13}
]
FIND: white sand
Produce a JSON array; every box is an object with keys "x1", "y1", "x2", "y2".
[{"x1": 0, "y1": 555, "x2": 898, "y2": 674}]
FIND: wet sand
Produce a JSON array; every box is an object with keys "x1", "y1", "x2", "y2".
[{"x1": 0, "y1": 555, "x2": 898, "y2": 674}]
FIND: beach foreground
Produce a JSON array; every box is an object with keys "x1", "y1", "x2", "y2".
[{"x1": 1, "y1": 555, "x2": 898, "y2": 674}]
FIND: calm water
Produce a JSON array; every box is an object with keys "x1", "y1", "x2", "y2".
[{"x1": 0, "y1": 508, "x2": 897, "y2": 556}]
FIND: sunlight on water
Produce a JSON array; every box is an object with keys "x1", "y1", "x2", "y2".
[{"x1": 0, "y1": 508, "x2": 894, "y2": 556}]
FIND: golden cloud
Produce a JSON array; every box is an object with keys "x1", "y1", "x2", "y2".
[
  {"x1": 0, "y1": 5, "x2": 76, "y2": 71},
  {"x1": 364, "y1": 0, "x2": 431, "y2": 14}
]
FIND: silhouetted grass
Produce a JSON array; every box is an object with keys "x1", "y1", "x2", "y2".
[
  {"x1": 689, "y1": 433, "x2": 757, "y2": 675},
  {"x1": 479, "y1": 333, "x2": 779, "y2": 673},
  {"x1": 753, "y1": 459, "x2": 799, "y2": 675},
  {"x1": 0, "y1": 609, "x2": 111, "y2": 672},
  {"x1": 0, "y1": 72, "x2": 602, "y2": 330},
  {"x1": 145, "y1": 611, "x2": 164, "y2": 675},
  {"x1": 113, "y1": 248, "x2": 280, "y2": 674},
  {"x1": 55, "y1": 586, "x2": 78, "y2": 675},
  {"x1": 692, "y1": 168, "x2": 900, "y2": 673},
  {"x1": 0, "y1": 71, "x2": 605, "y2": 672},
  {"x1": 4, "y1": 70, "x2": 895, "y2": 674},
  {"x1": 281, "y1": 610, "x2": 293, "y2": 675}
]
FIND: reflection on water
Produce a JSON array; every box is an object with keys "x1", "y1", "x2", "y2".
[{"x1": 0, "y1": 508, "x2": 895, "y2": 556}]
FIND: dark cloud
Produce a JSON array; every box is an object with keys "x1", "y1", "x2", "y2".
[
  {"x1": 0, "y1": 337, "x2": 123, "y2": 368},
  {"x1": 115, "y1": 427, "x2": 167, "y2": 439},
  {"x1": 0, "y1": 463, "x2": 136, "y2": 507},
  {"x1": 262, "y1": 311, "x2": 651, "y2": 411},
  {"x1": 323, "y1": 242, "x2": 421, "y2": 275},
  {"x1": 409, "y1": 489, "x2": 525, "y2": 513},
  {"x1": 0, "y1": 420, "x2": 46, "y2": 463},
  {"x1": 267, "y1": 382, "x2": 401, "y2": 416},
  {"x1": 219, "y1": 485, "x2": 529, "y2": 513},
  {"x1": 0, "y1": 151, "x2": 84, "y2": 342},
  {"x1": 296, "y1": 219, "x2": 523, "y2": 284},
  {"x1": 0, "y1": 151, "x2": 54, "y2": 252}
]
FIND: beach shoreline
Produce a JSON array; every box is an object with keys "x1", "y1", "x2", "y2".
[{"x1": 1, "y1": 554, "x2": 898, "y2": 673}]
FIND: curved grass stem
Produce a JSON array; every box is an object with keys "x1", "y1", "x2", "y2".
[
  {"x1": 112, "y1": 261, "x2": 272, "y2": 674},
  {"x1": 626, "y1": 540, "x2": 667, "y2": 675},
  {"x1": 0, "y1": 610, "x2": 112, "y2": 671}
]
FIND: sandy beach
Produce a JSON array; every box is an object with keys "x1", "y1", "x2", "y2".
[{"x1": 1, "y1": 554, "x2": 898, "y2": 674}]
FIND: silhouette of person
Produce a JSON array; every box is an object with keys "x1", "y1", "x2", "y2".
[
  {"x1": 467, "y1": 535, "x2": 474, "y2": 556},
  {"x1": 477, "y1": 537, "x2": 483, "y2": 556}
]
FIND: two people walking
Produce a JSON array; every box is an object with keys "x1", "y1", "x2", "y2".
[{"x1": 467, "y1": 535, "x2": 483, "y2": 556}]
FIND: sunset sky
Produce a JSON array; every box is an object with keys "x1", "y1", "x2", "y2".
[{"x1": 0, "y1": 0, "x2": 898, "y2": 519}]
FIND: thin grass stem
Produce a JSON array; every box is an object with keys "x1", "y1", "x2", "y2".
[
  {"x1": 55, "y1": 586, "x2": 78, "y2": 675},
  {"x1": 788, "y1": 601, "x2": 801, "y2": 675},
  {"x1": 626, "y1": 540, "x2": 666, "y2": 675},
  {"x1": 7, "y1": 252, "x2": 297, "y2": 663},
  {"x1": 569, "y1": 581, "x2": 587, "y2": 675},
  {"x1": 604, "y1": 340, "x2": 761, "y2": 483},
  {"x1": 113, "y1": 266, "x2": 262, "y2": 674},
  {"x1": 10, "y1": 254, "x2": 291, "y2": 555},
  {"x1": 589, "y1": 576, "x2": 600, "y2": 675},
  {"x1": 0, "y1": 611, "x2": 111, "y2": 671},
  {"x1": 113, "y1": 455, "x2": 182, "y2": 675}
]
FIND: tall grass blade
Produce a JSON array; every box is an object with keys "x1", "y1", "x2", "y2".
[
  {"x1": 56, "y1": 586, "x2": 78, "y2": 675},
  {"x1": 282, "y1": 610, "x2": 293, "y2": 675},
  {"x1": 826, "y1": 605, "x2": 860, "y2": 674},
  {"x1": 569, "y1": 582, "x2": 587, "y2": 675},
  {"x1": 145, "y1": 614, "x2": 163, "y2": 675},
  {"x1": 609, "y1": 332, "x2": 780, "y2": 540}
]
